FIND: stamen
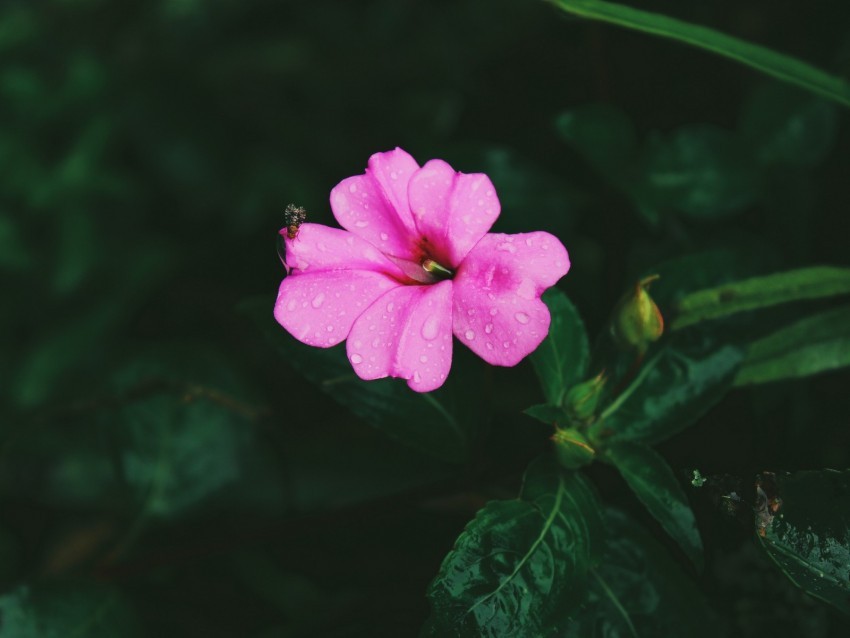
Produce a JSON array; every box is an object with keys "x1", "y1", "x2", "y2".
[{"x1": 422, "y1": 258, "x2": 454, "y2": 280}]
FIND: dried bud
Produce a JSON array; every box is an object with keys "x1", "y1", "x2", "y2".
[
  {"x1": 564, "y1": 372, "x2": 606, "y2": 422},
  {"x1": 552, "y1": 427, "x2": 596, "y2": 470},
  {"x1": 611, "y1": 274, "x2": 664, "y2": 353}
]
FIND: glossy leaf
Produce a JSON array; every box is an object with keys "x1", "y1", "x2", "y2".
[
  {"x1": 546, "y1": 0, "x2": 850, "y2": 108},
  {"x1": 756, "y1": 469, "x2": 850, "y2": 615},
  {"x1": 740, "y1": 82, "x2": 838, "y2": 168},
  {"x1": 424, "y1": 458, "x2": 603, "y2": 637},
  {"x1": 591, "y1": 331, "x2": 743, "y2": 445},
  {"x1": 0, "y1": 583, "x2": 140, "y2": 638},
  {"x1": 530, "y1": 289, "x2": 590, "y2": 406},
  {"x1": 671, "y1": 267, "x2": 850, "y2": 330},
  {"x1": 635, "y1": 126, "x2": 758, "y2": 220},
  {"x1": 555, "y1": 509, "x2": 720, "y2": 638},
  {"x1": 736, "y1": 305, "x2": 850, "y2": 385},
  {"x1": 603, "y1": 443, "x2": 703, "y2": 570},
  {"x1": 555, "y1": 103, "x2": 637, "y2": 175},
  {"x1": 242, "y1": 297, "x2": 481, "y2": 464}
]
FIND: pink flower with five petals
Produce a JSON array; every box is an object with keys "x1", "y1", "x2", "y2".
[{"x1": 274, "y1": 148, "x2": 570, "y2": 392}]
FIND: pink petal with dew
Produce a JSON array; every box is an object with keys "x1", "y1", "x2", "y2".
[
  {"x1": 407, "y1": 160, "x2": 500, "y2": 268},
  {"x1": 366, "y1": 148, "x2": 420, "y2": 230},
  {"x1": 346, "y1": 280, "x2": 453, "y2": 392},
  {"x1": 283, "y1": 223, "x2": 406, "y2": 280},
  {"x1": 451, "y1": 232, "x2": 570, "y2": 366},
  {"x1": 274, "y1": 270, "x2": 400, "y2": 348},
  {"x1": 331, "y1": 168, "x2": 416, "y2": 261}
]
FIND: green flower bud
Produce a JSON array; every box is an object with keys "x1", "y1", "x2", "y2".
[
  {"x1": 564, "y1": 372, "x2": 606, "y2": 422},
  {"x1": 611, "y1": 274, "x2": 664, "y2": 353},
  {"x1": 552, "y1": 427, "x2": 596, "y2": 470}
]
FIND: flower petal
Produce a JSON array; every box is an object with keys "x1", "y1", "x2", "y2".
[
  {"x1": 452, "y1": 232, "x2": 570, "y2": 366},
  {"x1": 283, "y1": 223, "x2": 406, "y2": 279},
  {"x1": 407, "y1": 159, "x2": 500, "y2": 267},
  {"x1": 274, "y1": 270, "x2": 400, "y2": 347},
  {"x1": 346, "y1": 280, "x2": 453, "y2": 392},
  {"x1": 330, "y1": 149, "x2": 420, "y2": 260}
]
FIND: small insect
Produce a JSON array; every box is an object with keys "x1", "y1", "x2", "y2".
[{"x1": 283, "y1": 204, "x2": 307, "y2": 239}]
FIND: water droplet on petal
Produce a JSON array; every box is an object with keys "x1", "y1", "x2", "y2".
[
  {"x1": 348, "y1": 183, "x2": 357, "y2": 193},
  {"x1": 350, "y1": 353, "x2": 363, "y2": 364},
  {"x1": 515, "y1": 312, "x2": 529, "y2": 324},
  {"x1": 486, "y1": 342, "x2": 494, "y2": 350},
  {"x1": 355, "y1": 220, "x2": 369, "y2": 228},
  {"x1": 467, "y1": 308, "x2": 475, "y2": 316},
  {"x1": 380, "y1": 232, "x2": 389, "y2": 241},
  {"x1": 419, "y1": 355, "x2": 428, "y2": 363},
  {"x1": 311, "y1": 293, "x2": 325, "y2": 308},
  {"x1": 489, "y1": 307, "x2": 498, "y2": 316},
  {"x1": 286, "y1": 299, "x2": 297, "y2": 312},
  {"x1": 326, "y1": 325, "x2": 334, "y2": 332},
  {"x1": 485, "y1": 323, "x2": 493, "y2": 334},
  {"x1": 421, "y1": 315, "x2": 440, "y2": 340},
  {"x1": 497, "y1": 242, "x2": 516, "y2": 253},
  {"x1": 390, "y1": 171, "x2": 398, "y2": 180},
  {"x1": 525, "y1": 237, "x2": 533, "y2": 247},
  {"x1": 371, "y1": 337, "x2": 380, "y2": 348},
  {"x1": 386, "y1": 302, "x2": 394, "y2": 312},
  {"x1": 503, "y1": 341, "x2": 510, "y2": 349},
  {"x1": 413, "y1": 371, "x2": 421, "y2": 383},
  {"x1": 464, "y1": 329, "x2": 475, "y2": 341}
]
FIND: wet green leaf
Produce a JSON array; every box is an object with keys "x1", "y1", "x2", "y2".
[
  {"x1": 672, "y1": 267, "x2": 850, "y2": 330},
  {"x1": 736, "y1": 305, "x2": 850, "y2": 385},
  {"x1": 603, "y1": 443, "x2": 703, "y2": 569},
  {"x1": 740, "y1": 82, "x2": 838, "y2": 168},
  {"x1": 530, "y1": 289, "x2": 590, "y2": 406},
  {"x1": 554, "y1": 509, "x2": 720, "y2": 638},
  {"x1": 757, "y1": 469, "x2": 850, "y2": 616},
  {"x1": 242, "y1": 297, "x2": 481, "y2": 464},
  {"x1": 0, "y1": 583, "x2": 140, "y2": 638},
  {"x1": 555, "y1": 103, "x2": 637, "y2": 175},
  {"x1": 424, "y1": 458, "x2": 603, "y2": 637},
  {"x1": 591, "y1": 331, "x2": 743, "y2": 445}
]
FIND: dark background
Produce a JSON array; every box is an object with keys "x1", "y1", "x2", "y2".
[{"x1": 2, "y1": 0, "x2": 850, "y2": 636}]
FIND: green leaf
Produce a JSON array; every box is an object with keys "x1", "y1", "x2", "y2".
[
  {"x1": 523, "y1": 403, "x2": 566, "y2": 426},
  {"x1": 242, "y1": 297, "x2": 480, "y2": 464},
  {"x1": 424, "y1": 458, "x2": 603, "y2": 637},
  {"x1": 530, "y1": 289, "x2": 590, "y2": 406},
  {"x1": 756, "y1": 469, "x2": 850, "y2": 616},
  {"x1": 0, "y1": 583, "x2": 140, "y2": 638},
  {"x1": 603, "y1": 443, "x2": 703, "y2": 570},
  {"x1": 671, "y1": 266, "x2": 850, "y2": 330},
  {"x1": 592, "y1": 331, "x2": 743, "y2": 445},
  {"x1": 546, "y1": 0, "x2": 850, "y2": 109},
  {"x1": 740, "y1": 82, "x2": 838, "y2": 168},
  {"x1": 555, "y1": 509, "x2": 720, "y2": 638},
  {"x1": 736, "y1": 305, "x2": 850, "y2": 385},
  {"x1": 555, "y1": 103, "x2": 637, "y2": 175},
  {"x1": 634, "y1": 126, "x2": 758, "y2": 220}
]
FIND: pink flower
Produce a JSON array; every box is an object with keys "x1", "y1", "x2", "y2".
[{"x1": 274, "y1": 148, "x2": 570, "y2": 392}]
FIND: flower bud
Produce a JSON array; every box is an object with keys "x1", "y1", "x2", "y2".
[
  {"x1": 610, "y1": 274, "x2": 664, "y2": 353},
  {"x1": 552, "y1": 427, "x2": 596, "y2": 470},
  {"x1": 564, "y1": 372, "x2": 606, "y2": 422}
]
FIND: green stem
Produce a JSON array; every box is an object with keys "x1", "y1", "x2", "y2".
[{"x1": 546, "y1": 0, "x2": 850, "y2": 108}]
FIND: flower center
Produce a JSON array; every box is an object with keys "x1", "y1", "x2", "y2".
[{"x1": 422, "y1": 258, "x2": 454, "y2": 281}]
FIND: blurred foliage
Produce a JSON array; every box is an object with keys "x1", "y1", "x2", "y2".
[{"x1": 2, "y1": 0, "x2": 850, "y2": 636}]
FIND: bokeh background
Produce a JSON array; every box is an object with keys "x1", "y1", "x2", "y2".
[{"x1": 2, "y1": 0, "x2": 850, "y2": 636}]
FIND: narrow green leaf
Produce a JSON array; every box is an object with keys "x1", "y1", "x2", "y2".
[
  {"x1": 756, "y1": 469, "x2": 850, "y2": 616},
  {"x1": 524, "y1": 402, "x2": 566, "y2": 426},
  {"x1": 0, "y1": 583, "x2": 140, "y2": 638},
  {"x1": 546, "y1": 0, "x2": 850, "y2": 108},
  {"x1": 555, "y1": 509, "x2": 720, "y2": 638},
  {"x1": 531, "y1": 289, "x2": 590, "y2": 406},
  {"x1": 592, "y1": 332, "x2": 743, "y2": 445},
  {"x1": 242, "y1": 297, "x2": 480, "y2": 464},
  {"x1": 604, "y1": 443, "x2": 703, "y2": 570},
  {"x1": 424, "y1": 458, "x2": 603, "y2": 637},
  {"x1": 736, "y1": 305, "x2": 850, "y2": 385},
  {"x1": 672, "y1": 267, "x2": 850, "y2": 330}
]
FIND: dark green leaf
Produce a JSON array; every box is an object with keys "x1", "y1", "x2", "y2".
[
  {"x1": 424, "y1": 458, "x2": 603, "y2": 637},
  {"x1": 554, "y1": 509, "x2": 720, "y2": 638},
  {"x1": 523, "y1": 403, "x2": 566, "y2": 426},
  {"x1": 591, "y1": 331, "x2": 743, "y2": 445},
  {"x1": 757, "y1": 469, "x2": 850, "y2": 615},
  {"x1": 603, "y1": 443, "x2": 703, "y2": 570},
  {"x1": 530, "y1": 289, "x2": 590, "y2": 406},
  {"x1": 242, "y1": 297, "x2": 481, "y2": 464},
  {"x1": 546, "y1": 0, "x2": 850, "y2": 108},
  {"x1": 635, "y1": 126, "x2": 758, "y2": 220},
  {"x1": 672, "y1": 267, "x2": 850, "y2": 330},
  {"x1": 740, "y1": 82, "x2": 838, "y2": 168},
  {"x1": 736, "y1": 305, "x2": 850, "y2": 385},
  {"x1": 0, "y1": 583, "x2": 140, "y2": 638},
  {"x1": 555, "y1": 103, "x2": 637, "y2": 175}
]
